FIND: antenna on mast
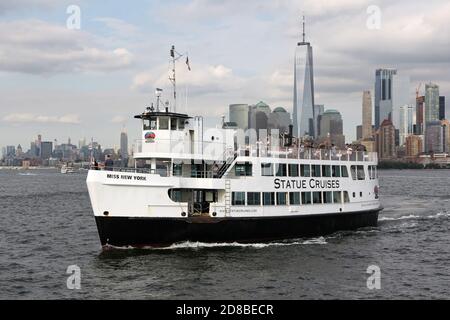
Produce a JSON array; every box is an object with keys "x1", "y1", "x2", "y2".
[
  {"x1": 168, "y1": 45, "x2": 191, "y2": 114},
  {"x1": 302, "y1": 15, "x2": 305, "y2": 43},
  {"x1": 169, "y1": 45, "x2": 177, "y2": 113}
]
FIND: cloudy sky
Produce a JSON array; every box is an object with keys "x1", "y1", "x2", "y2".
[{"x1": 1, "y1": 0, "x2": 449, "y2": 150}]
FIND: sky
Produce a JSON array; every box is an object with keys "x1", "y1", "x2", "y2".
[{"x1": 1, "y1": 0, "x2": 449, "y2": 150}]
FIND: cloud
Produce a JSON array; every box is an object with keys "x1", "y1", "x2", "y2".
[
  {"x1": 0, "y1": 20, "x2": 134, "y2": 74},
  {"x1": 93, "y1": 17, "x2": 139, "y2": 37},
  {"x1": 111, "y1": 115, "x2": 126, "y2": 123},
  {"x1": 0, "y1": 0, "x2": 58, "y2": 15},
  {"x1": 132, "y1": 63, "x2": 246, "y2": 95},
  {"x1": 3, "y1": 113, "x2": 80, "y2": 124}
]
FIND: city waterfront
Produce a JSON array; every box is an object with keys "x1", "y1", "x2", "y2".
[{"x1": 1, "y1": 169, "x2": 449, "y2": 299}]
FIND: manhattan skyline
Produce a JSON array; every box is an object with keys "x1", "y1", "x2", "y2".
[{"x1": 0, "y1": 0, "x2": 449, "y2": 149}]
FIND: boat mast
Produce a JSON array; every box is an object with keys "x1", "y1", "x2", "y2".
[{"x1": 169, "y1": 45, "x2": 177, "y2": 113}]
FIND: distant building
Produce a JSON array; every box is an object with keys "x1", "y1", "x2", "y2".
[
  {"x1": 405, "y1": 135, "x2": 423, "y2": 157},
  {"x1": 441, "y1": 119, "x2": 450, "y2": 153},
  {"x1": 268, "y1": 107, "x2": 292, "y2": 134},
  {"x1": 376, "y1": 119, "x2": 396, "y2": 160},
  {"x1": 248, "y1": 101, "x2": 271, "y2": 138},
  {"x1": 439, "y1": 96, "x2": 446, "y2": 120},
  {"x1": 415, "y1": 95, "x2": 425, "y2": 135},
  {"x1": 6, "y1": 146, "x2": 15, "y2": 157},
  {"x1": 399, "y1": 104, "x2": 415, "y2": 146},
  {"x1": 356, "y1": 125, "x2": 362, "y2": 141},
  {"x1": 314, "y1": 104, "x2": 324, "y2": 137},
  {"x1": 120, "y1": 130, "x2": 129, "y2": 160},
  {"x1": 362, "y1": 90, "x2": 373, "y2": 139},
  {"x1": 375, "y1": 68, "x2": 397, "y2": 129},
  {"x1": 293, "y1": 24, "x2": 315, "y2": 138},
  {"x1": 319, "y1": 109, "x2": 345, "y2": 148},
  {"x1": 424, "y1": 83, "x2": 440, "y2": 129},
  {"x1": 425, "y1": 120, "x2": 444, "y2": 154},
  {"x1": 229, "y1": 104, "x2": 250, "y2": 131},
  {"x1": 40, "y1": 142, "x2": 53, "y2": 160}
]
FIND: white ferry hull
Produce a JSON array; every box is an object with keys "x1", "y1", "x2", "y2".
[{"x1": 94, "y1": 210, "x2": 380, "y2": 247}]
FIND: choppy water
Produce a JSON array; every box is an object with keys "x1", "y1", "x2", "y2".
[{"x1": 0, "y1": 169, "x2": 449, "y2": 299}]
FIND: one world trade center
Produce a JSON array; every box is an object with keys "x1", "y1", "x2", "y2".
[{"x1": 292, "y1": 16, "x2": 315, "y2": 138}]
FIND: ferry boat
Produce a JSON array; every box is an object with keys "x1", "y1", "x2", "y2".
[
  {"x1": 86, "y1": 49, "x2": 382, "y2": 248},
  {"x1": 61, "y1": 164, "x2": 76, "y2": 174}
]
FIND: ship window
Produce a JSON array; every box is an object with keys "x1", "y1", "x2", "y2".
[
  {"x1": 263, "y1": 192, "x2": 275, "y2": 205},
  {"x1": 275, "y1": 163, "x2": 287, "y2": 177},
  {"x1": 312, "y1": 191, "x2": 322, "y2": 204},
  {"x1": 323, "y1": 191, "x2": 333, "y2": 204},
  {"x1": 170, "y1": 118, "x2": 178, "y2": 130},
  {"x1": 352, "y1": 192, "x2": 356, "y2": 198},
  {"x1": 276, "y1": 192, "x2": 287, "y2": 205},
  {"x1": 343, "y1": 191, "x2": 350, "y2": 203},
  {"x1": 302, "y1": 192, "x2": 312, "y2": 204},
  {"x1": 350, "y1": 165, "x2": 357, "y2": 180},
  {"x1": 235, "y1": 163, "x2": 252, "y2": 176},
  {"x1": 300, "y1": 164, "x2": 311, "y2": 177},
  {"x1": 332, "y1": 165, "x2": 341, "y2": 178},
  {"x1": 322, "y1": 165, "x2": 331, "y2": 177},
  {"x1": 247, "y1": 192, "x2": 261, "y2": 205},
  {"x1": 178, "y1": 118, "x2": 185, "y2": 130},
  {"x1": 169, "y1": 189, "x2": 182, "y2": 202},
  {"x1": 205, "y1": 191, "x2": 215, "y2": 202},
  {"x1": 261, "y1": 163, "x2": 273, "y2": 176},
  {"x1": 360, "y1": 192, "x2": 363, "y2": 197},
  {"x1": 370, "y1": 165, "x2": 377, "y2": 179},
  {"x1": 341, "y1": 166, "x2": 349, "y2": 178},
  {"x1": 173, "y1": 163, "x2": 182, "y2": 176},
  {"x1": 357, "y1": 165, "x2": 365, "y2": 180},
  {"x1": 333, "y1": 191, "x2": 342, "y2": 204},
  {"x1": 289, "y1": 192, "x2": 300, "y2": 205},
  {"x1": 159, "y1": 117, "x2": 169, "y2": 130},
  {"x1": 232, "y1": 192, "x2": 245, "y2": 205},
  {"x1": 144, "y1": 117, "x2": 157, "y2": 130},
  {"x1": 288, "y1": 164, "x2": 299, "y2": 177},
  {"x1": 312, "y1": 165, "x2": 321, "y2": 177}
]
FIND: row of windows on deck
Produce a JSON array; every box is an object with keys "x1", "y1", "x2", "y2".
[
  {"x1": 234, "y1": 163, "x2": 378, "y2": 180},
  {"x1": 231, "y1": 191, "x2": 351, "y2": 206},
  {"x1": 143, "y1": 117, "x2": 186, "y2": 131}
]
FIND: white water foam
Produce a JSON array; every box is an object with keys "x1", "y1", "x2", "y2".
[
  {"x1": 103, "y1": 237, "x2": 328, "y2": 251},
  {"x1": 379, "y1": 212, "x2": 450, "y2": 221}
]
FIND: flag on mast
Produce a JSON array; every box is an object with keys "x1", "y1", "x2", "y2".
[{"x1": 186, "y1": 56, "x2": 191, "y2": 71}]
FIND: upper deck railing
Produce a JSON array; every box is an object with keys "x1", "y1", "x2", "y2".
[{"x1": 133, "y1": 138, "x2": 377, "y2": 163}]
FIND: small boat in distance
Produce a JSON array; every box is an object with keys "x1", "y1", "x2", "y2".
[{"x1": 61, "y1": 164, "x2": 76, "y2": 174}]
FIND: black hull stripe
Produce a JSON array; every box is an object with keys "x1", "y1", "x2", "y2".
[{"x1": 94, "y1": 209, "x2": 381, "y2": 247}]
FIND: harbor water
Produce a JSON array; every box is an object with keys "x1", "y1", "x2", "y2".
[{"x1": 0, "y1": 169, "x2": 449, "y2": 299}]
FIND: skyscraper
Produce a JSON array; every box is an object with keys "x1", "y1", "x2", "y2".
[
  {"x1": 293, "y1": 17, "x2": 315, "y2": 138},
  {"x1": 406, "y1": 135, "x2": 423, "y2": 158},
  {"x1": 424, "y1": 83, "x2": 440, "y2": 126},
  {"x1": 120, "y1": 129, "x2": 129, "y2": 162},
  {"x1": 376, "y1": 119, "x2": 396, "y2": 160},
  {"x1": 425, "y1": 120, "x2": 444, "y2": 154},
  {"x1": 229, "y1": 104, "x2": 250, "y2": 131},
  {"x1": 40, "y1": 142, "x2": 53, "y2": 160},
  {"x1": 399, "y1": 104, "x2": 415, "y2": 146},
  {"x1": 374, "y1": 69, "x2": 397, "y2": 129},
  {"x1": 415, "y1": 95, "x2": 425, "y2": 135},
  {"x1": 362, "y1": 90, "x2": 373, "y2": 139},
  {"x1": 314, "y1": 104, "x2": 324, "y2": 137},
  {"x1": 319, "y1": 109, "x2": 345, "y2": 148},
  {"x1": 439, "y1": 96, "x2": 446, "y2": 120}
]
